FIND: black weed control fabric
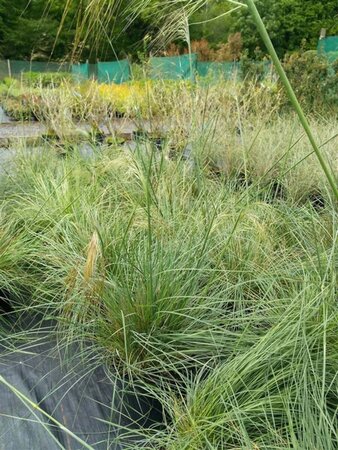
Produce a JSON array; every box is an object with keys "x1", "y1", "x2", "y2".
[{"x1": 0, "y1": 318, "x2": 162, "y2": 449}]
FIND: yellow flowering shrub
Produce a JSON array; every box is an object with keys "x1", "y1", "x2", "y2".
[{"x1": 97, "y1": 81, "x2": 157, "y2": 116}]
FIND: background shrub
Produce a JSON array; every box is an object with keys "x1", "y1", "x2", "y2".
[
  {"x1": 21, "y1": 71, "x2": 73, "y2": 88},
  {"x1": 282, "y1": 50, "x2": 337, "y2": 112}
]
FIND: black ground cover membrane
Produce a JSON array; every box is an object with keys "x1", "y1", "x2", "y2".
[{"x1": 0, "y1": 318, "x2": 163, "y2": 449}]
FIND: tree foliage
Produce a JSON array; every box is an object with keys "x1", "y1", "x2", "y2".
[
  {"x1": 0, "y1": 0, "x2": 80, "y2": 60},
  {"x1": 0, "y1": 0, "x2": 337, "y2": 60},
  {"x1": 0, "y1": 0, "x2": 146, "y2": 61},
  {"x1": 221, "y1": 0, "x2": 338, "y2": 57}
]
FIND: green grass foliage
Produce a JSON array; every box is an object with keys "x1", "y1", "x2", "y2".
[{"x1": 0, "y1": 118, "x2": 336, "y2": 447}]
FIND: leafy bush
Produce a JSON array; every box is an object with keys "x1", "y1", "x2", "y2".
[
  {"x1": 21, "y1": 71, "x2": 73, "y2": 88},
  {"x1": 0, "y1": 77, "x2": 19, "y2": 96},
  {"x1": 1, "y1": 77, "x2": 17, "y2": 88},
  {"x1": 282, "y1": 50, "x2": 338, "y2": 111},
  {"x1": 240, "y1": 48, "x2": 272, "y2": 82},
  {"x1": 1, "y1": 93, "x2": 38, "y2": 121},
  {"x1": 322, "y1": 58, "x2": 338, "y2": 105},
  {"x1": 97, "y1": 80, "x2": 158, "y2": 116},
  {"x1": 163, "y1": 35, "x2": 243, "y2": 62}
]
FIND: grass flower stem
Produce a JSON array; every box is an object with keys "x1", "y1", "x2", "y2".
[{"x1": 245, "y1": 0, "x2": 338, "y2": 201}]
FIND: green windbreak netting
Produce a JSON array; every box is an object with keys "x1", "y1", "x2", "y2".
[
  {"x1": 197, "y1": 61, "x2": 240, "y2": 80},
  {"x1": 89, "y1": 63, "x2": 97, "y2": 79},
  {"x1": 150, "y1": 54, "x2": 197, "y2": 80},
  {"x1": 0, "y1": 61, "x2": 9, "y2": 79},
  {"x1": 97, "y1": 60, "x2": 131, "y2": 84},
  {"x1": 318, "y1": 36, "x2": 338, "y2": 62},
  {"x1": 72, "y1": 63, "x2": 90, "y2": 82},
  {"x1": 6, "y1": 61, "x2": 71, "y2": 78}
]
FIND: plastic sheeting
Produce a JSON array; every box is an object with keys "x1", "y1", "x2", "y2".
[
  {"x1": 97, "y1": 60, "x2": 131, "y2": 84},
  {"x1": 0, "y1": 322, "x2": 163, "y2": 449}
]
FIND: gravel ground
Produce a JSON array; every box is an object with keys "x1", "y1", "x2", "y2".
[{"x1": 0, "y1": 122, "x2": 47, "y2": 138}]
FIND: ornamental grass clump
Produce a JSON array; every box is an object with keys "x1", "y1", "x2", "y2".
[
  {"x1": 1, "y1": 138, "x2": 336, "y2": 378},
  {"x1": 0, "y1": 1, "x2": 337, "y2": 447},
  {"x1": 0, "y1": 123, "x2": 336, "y2": 446},
  {"x1": 161, "y1": 282, "x2": 337, "y2": 450}
]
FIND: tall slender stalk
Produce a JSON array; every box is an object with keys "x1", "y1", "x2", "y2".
[
  {"x1": 185, "y1": 14, "x2": 195, "y2": 84},
  {"x1": 245, "y1": 0, "x2": 338, "y2": 201}
]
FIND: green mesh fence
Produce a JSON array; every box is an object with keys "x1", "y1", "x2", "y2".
[
  {"x1": 72, "y1": 63, "x2": 90, "y2": 82},
  {"x1": 5, "y1": 60, "x2": 71, "y2": 78},
  {"x1": 197, "y1": 61, "x2": 240, "y2": 80},
  {"x1": 0, "y1": 55, "x2": 297, "y2": 84},
  {"x1": 0, "y1": 61, "x2": 9, "y2": 79},
  {"x1": 0, "y1": 59, "x2": 132, "y2": 83},
  {"x1": 97, "y1": 60, "x2": 131, "y2": 84},
  {"x1": 150, "y1": 54, "x2": 197, "y2": 80},
  {"x1": 89, "y1": 63, "x2": 97, "y2": 79},
  {"x1": 318, "y1": 36, "x2": 338, "y2": 63},
  {"x1": 263, "y1": 60, "x2": 274, "y2": 77},
  {"x1": 149, "y1": 58, "x2": 272, "y2": 81}
]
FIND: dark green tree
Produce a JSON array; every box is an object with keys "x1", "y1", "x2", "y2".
[
  {"x1": 188, "y1": 0, "x2": 338, "y2": 57},
  {"x1": 228, "y1": 0, "x2": 338, "y2": 57},
  {"x1": 0, "y1": 0, "x2": 78, "y2": 60},
  {"x1": 0, "y1": 0, "x2": 26, "y2": 57},
  {"x1": 1, "y1": 0, "x2": 337, "y2": 61}
]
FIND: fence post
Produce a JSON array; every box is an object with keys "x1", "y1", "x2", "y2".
[
  {"x1": 96, "y1": 59, "x2": 100, "y2": 81},
  {"x1": 7, "y1": 60, "x2": 11, "y2": 78}
]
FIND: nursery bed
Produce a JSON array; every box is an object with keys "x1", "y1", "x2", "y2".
[
  {"x1": 0, "y1": 323, "x2": 162, "y2": 449},
  {"x1": 0, "y1": 118, "x2": 154, "y2": 145}
]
